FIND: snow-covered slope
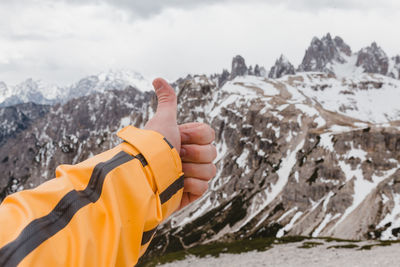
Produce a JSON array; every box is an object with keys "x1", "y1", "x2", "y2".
[{"x1": 281, "y1": 72, "x2": 400, "y2": 123}]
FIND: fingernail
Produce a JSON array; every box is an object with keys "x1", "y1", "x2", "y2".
[
  {"x1": 153, "y1": 79, "x2": 163, "y2": 91},
  {"x1": 180, "y1": 148, "x2": 186, "y2": 157}
]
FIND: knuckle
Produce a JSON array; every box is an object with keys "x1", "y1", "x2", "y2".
[
  {"x1": 182, "y1": 163, "x2": 193, "y2": 175},
  {"x1": 184, "y1": 178, "x2": 194, "y2": 189},
  {"x1": 192, "y1": 146, "x2": 201, "y2": 160}
]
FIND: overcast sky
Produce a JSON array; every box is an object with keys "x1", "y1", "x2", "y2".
[{"x1": 0, "y1": 0, "x2": 399, "y2": 85}]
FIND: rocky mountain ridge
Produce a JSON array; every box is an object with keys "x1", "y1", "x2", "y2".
[
  {"x1": 140, "y1": 70, "x2": 400, "y2": 261},
  {"x1": 0, "y1": 103, "x2": 50, "y2": 150},
  {"x1": 1, "y1": 34, "x2": 399, "y2": 108},
  {"x1": 273, "y1": 33, "x2": 400, "y2": 80},
  {"x1": 0, "y1": 33, "x2": 399, "y2": 263}
]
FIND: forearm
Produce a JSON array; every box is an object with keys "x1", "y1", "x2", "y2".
[{"x1": 0, "y1": 126, "x2": 183, "y2": 266}]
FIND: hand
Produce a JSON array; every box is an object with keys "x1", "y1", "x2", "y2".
[
  {"x1": 179, "y1": 122, "x2": 217, "y2": 209},
  {"x1": 144, "y1": 78, "x2": 217, "y2": 209}
]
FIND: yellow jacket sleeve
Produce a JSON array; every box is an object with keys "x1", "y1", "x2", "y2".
[{"x1": 0, "y1": 126, "x2": 183, "y2": 266}]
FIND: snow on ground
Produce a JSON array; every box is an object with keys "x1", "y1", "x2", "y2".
[
  {"x1": 208, "y1": 94, "x2": 238, "y2": 118},
  {"x1": 378, "y1": 193, "x2": 400, "y2": 240},
  {"x1": 295, "y1": 104, "x2": 326, "y2": 127},
  {"x1": 319, "y1": 133, "x2": 334, "y2": 151},
  {"x1": 328, "y1": 54, "x2": 364, "y2": 79},
  {"x1": 236, "y1": 149, "x2": 250, "y2": 169},
  {"x1": 233, "y1": 76, "x2": 280, "y2": 96},
  {"x1": 295, "y1": 73, "x2": 400, "y2": 123}
]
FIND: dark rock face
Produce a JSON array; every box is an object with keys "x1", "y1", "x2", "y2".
[
  {"x1": 0, "y1": 103, "x2": 50, "y2": 147},
  {"x1": 218, "y1": 69, "x2": 230, "y2": 87},
  {"x1": 298, "y1": 33, "x2": 352, "y2": 73},
  {"x1": 389, "y1": 56, "x2": 400, "y2": 79},
  {"x1": 333, "y1": 36, "x2": 352, "y2": 57},
  {"x1": 254, "y1": 64, "x2": 261, "y2": 76},
  {"x1": 356, "y1": 42, "x2": 389, "y2": 75},
  {"x1": 230, "y1": 55, "x2": 248, "y2": 79},
  {"x1": 268, "y1": 55, "x2": 296, "y2": 79}
]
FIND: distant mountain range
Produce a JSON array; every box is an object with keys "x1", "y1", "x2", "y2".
[{"x1": 0, "y1": 70, "x2": 152, "y2": 107}]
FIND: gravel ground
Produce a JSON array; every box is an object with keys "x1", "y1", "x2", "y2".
[{"x1": 158, "y1": 240, "x2": 400, "y2": 267}]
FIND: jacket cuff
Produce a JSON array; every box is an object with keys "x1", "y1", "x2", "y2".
[{"x1": 117, "y1": 126, "x2": 183, "y2": 211}]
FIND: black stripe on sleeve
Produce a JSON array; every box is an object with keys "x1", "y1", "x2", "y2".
[
  {"x1": 163, "y1": 137, "x2": 174, "y2": 149},
  {"x1": 140, "y1": 174, "x2": 185, "y2": 246},
  {"x1": 135, "y1": 154, "x2": 148, "y2": 167},
  {"x1": 159, "y1": 175, "x2": 184, "y2": 204},
  {"x1": 0, "y1": 151, "x2": 146, "y2": 267},
  {"x1": 141, "y1": 227, "x2": 158, "y2": 245}
]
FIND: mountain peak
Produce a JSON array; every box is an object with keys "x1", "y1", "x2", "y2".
[
  {"x1": 230, "y1": 55, "x2": 248, "y2": 79},
  {"x1": 268, "y1": 54, "x2": 296, "y2": 79},
  {"x1": 356, "y1": 42, "x2": 389, "y2": 75},
  {"x1": 322, "y1": 32, "x2": 332, "y2": 41},
  {"x1": 298, "y1": 33, "x2": 352, "y2": 73},
  {"x1": 278, "y1": 54, "x2": 289, "y2": 63}
]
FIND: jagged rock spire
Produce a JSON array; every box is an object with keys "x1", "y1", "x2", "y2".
[
  {"x1": 230, "y1": 55, "x2": 248, "y2": 79},
  {"x1": 268, "y1": 55, "x2": 296, "y2": 79},
  {"x1": 254, "y1": 64, "x2": 261, "y2": 76},
  {"x1": 298, "y1": 33, "x2": 352, "y2": 73},
  {"x1": 356, "y1": 42, "x2": 389, "y2": 75}
]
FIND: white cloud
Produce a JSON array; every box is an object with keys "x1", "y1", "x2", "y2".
[{"x1": 0, "y1": 1, "x2": 399, "y2": 86}]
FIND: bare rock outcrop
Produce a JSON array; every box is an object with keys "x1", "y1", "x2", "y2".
[
  {"x1": 356, "y1": 42, "x2": 389, "y2": 75},
  {"x1": 230, "y1": 55, "x2": 248, "y2": 79},
  {"x1": 298, "y1": 33, "x2": 352, "y2": 73}
]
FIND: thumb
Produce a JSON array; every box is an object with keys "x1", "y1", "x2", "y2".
[
  {"x1": 152, "y1": 78, "x2": 177, "y2": 122},
  {"x1": 144, "y1": 78, "x2": 181, "y2": 151}
]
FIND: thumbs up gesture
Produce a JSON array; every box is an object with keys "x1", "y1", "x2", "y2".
[{"x1": 145, "y1": 78, "x2": 217, "y2": 209}]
